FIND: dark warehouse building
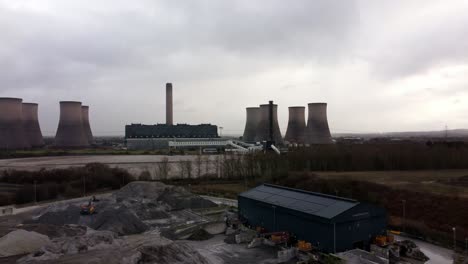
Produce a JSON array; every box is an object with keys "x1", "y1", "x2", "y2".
[
  {"x1": 125, "y1": 123, "x2": 218, "y2": 139},
  {"x1": 238, "y1": 184, "x2": 387, "y2": 253}
]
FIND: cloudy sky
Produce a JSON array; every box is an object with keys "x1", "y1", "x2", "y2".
[{"x1": 1, "y1": 0, "x2": 468, "y2": 136}]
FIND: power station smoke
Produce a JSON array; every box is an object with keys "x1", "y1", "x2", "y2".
[
  {"x1": 81, "y1": 105, "x2": 94, "y2": 144},
  {"x1": 0, "y1": 97, "x2": 30, "y2": 149},
  {"x1": 285, "y1": 106, "x2": 306, "y2": 144},
  {"x1": 166, "y1": 83, "x2": 173, "y2": 125},
  {"x1": 55, "y1": 101, "x2": 89, "y2": 147},
  {"x1": 242, "y1": 107, "x2": 260, "y2": 142},
  {"x1": 305, "y1": 103, "x2": 333, "y2": 144},
  {"x1": 255, "y1": 103, "x2": 283, "y2": 144},
  {"x1": 22, "y1": 103, "x2": 44, "y2": 147}
]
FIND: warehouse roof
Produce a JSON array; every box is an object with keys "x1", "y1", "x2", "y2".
[{"x1": 239, "y1": 184, "x2": 359, "y2": 219}]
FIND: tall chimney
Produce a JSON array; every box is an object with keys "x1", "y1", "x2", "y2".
[
  {"x1": 255, "y1": 103, "x2": 283, "y2": 144},
  {"x1": 166, "y1": 83, "x2": 173, "y2": 125}
]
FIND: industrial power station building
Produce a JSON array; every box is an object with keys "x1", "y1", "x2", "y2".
[
  {"x1": 125, "y1": 123, "x2": 218, "y2": 139},
  {"x1": 238, "y1": 184, "x2": 387, "y2": 253},
  {"x1": 125, "y1": 83, "x2": 221, "y2": 150},
  {"x1": 125, "y1": 123, "x2": 219, "y2": 150}
]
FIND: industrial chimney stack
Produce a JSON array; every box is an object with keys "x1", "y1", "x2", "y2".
[
  {"x1": 55, "y1": 101, "x2": 89, "y2": 147},
  {"x1": 166, "y1": 83, "x2": 173, "y2": 125},
  {"x1": 0, "y1": 97, "x2": 30, "y2": 149},
  {"x1": 81, "y1": 105, "x2": 94, "y2": 144},
  {"x1": 285, "y1": 106, "x2": 306, "y2": 144},
  {"x1": 305, "y1": 103, "x2": 333, "y2": 144},
  {"x1": 255, "y1": 103, "x2": 283, "y2": 144},
  {"x1": 242, "y1": 107, "x2": 260, "y2": 142},
  {"x1": 22, "y1": 103, "x2": 44, "y2": 147}
]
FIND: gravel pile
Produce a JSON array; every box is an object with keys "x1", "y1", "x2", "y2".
[
  {"x1": 115, "y1": 182, "x2": 217, "y2": 211},
  {"x1": 187, "y1": 229, "x2": 213, "y2": 241},
  {"x1": 18, "y1": 224, "x2": 87, "y2": 238},
  {"x1": 18, "y1": 230, "x2": 123, "y2": 263},
  {"x1": 27, "y1": 205, "x2": 82, "y2": 226},
  {"x1": 114, "y1": 181, "x2": 167, "y2": 201},
  {"x1": 26, "y1": 202, "x2": 148, "y2": 236},
  {"x1": 157, "y1": 187, "x2": 217, "y2": 210},
  {"x1": 90, "y1": 207, "x2": 148, "y2": 235},
  {"x1": 139, "y1": 241, "x2": 210, "y2": 264},
  {"x1": 131, "y1": 202, "x2": 170, "y2": 221},
  {"x1": 0, "y1": 230, "x2": 50, "y2": 257}
]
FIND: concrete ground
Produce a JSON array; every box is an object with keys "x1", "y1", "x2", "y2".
[{"x1": 186, "y1": 235, "x2": 278, "y2": 264}]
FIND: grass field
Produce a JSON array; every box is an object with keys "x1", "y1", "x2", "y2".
[
  {"x1": 313, "y1": 170, "x2": 468, "y2": 198},
  {"x1": 188, "y1": 170, "x2": 468, "y2": 199}
]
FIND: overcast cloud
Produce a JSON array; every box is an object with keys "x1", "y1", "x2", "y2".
[{"x1": 1, "y1": 0, "x2": 468, "y2": 136}]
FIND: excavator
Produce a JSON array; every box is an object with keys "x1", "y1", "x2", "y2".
[{"x1": 80, "y1": 197, "x2": 97, "y2": 215}]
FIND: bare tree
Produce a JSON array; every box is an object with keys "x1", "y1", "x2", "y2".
[
  {"x1": 156, "y1": 157, "x2": 171, "y2": 180},
  {"x1": 216, "y1": 155, "x2": 222, "y2": 178},
  {"x1": 183, "y1": 160, "x2": 193, "y2": 179},
  {"x1": 195, "y1": 153, "x2": 202, "y2": 178},
  {"x1": 202, "y1": 155, "x2": 210, "y2": 178},
  {"x1": 177, "y1": 160, "x2": 193, "y2": 179}
]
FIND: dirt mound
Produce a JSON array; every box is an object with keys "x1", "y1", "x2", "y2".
[
  {"x1": 90, "y1": 207, "x2": 148, "y2": 235},
  {"x1": 18, "y1": 224, "x2": 87, "y2": 238},
  {"x1": 157, "y1": 187, "x2": 217, "y2": 210},
  {"x1": 187, "y1": 229, "x2": 213, "y2": 241},
  {"x1": 0, "y1": 230, "x2": 50, "y2": 257},
  {"x1": 139, "y1": 241, "x2": 210, "y2": 264}
]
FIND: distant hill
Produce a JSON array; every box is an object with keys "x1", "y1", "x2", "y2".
[{"x1": 333, "y1": 129, "x2": 468, "y2": 139}]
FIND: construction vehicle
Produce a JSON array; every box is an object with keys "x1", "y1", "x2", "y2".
[
  {"x1": 297, "y1": 240, "x2": 313, "y2": 252},
  {"x1": 261, "y1": 231, "x2": 290, "y2": 245},
  {"x1": 374, "y1": 234, "x2": 395, "y2": 247},
  {"x1": 80, "y1": 199, "x2": 96, "y2": 215}
]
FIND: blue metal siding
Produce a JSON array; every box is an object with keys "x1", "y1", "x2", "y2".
[
  {"x1": 332, "y1": 203, "x2": 387, "y2": 252},
  {"x1": 238, "y1": 188, "x2": 387, "y2": 253},
  {"x1": 335, "y1": 215, "x2": 387, "y2": 252},
  {"x1": 239, "y1": 196, "x2": 335, "y2": 252}
]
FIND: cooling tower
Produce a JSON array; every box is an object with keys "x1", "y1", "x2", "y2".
[
  {"x1": 255, "y1": 103, "x2": 283, "y2": 144},
  {"x1": 242, "y1": 107, "x2": 260, "y2": 142},
  {"x1": 284, "y1": 106, "x2": 306, "y2": 144},
  {"x1": 22, "y1": 103, "x2": 44, "y2": 147},
  {"x1": 0, "y1": 98, "x2": 30, "y2": 149},
  {"x1": 305, "y1": 103, "x2": 333, "y2": 144},
  {"x1": 166, "y1": 83, "x2": 173, "y2": 125},
  {"x1": 81, "y1": 105, "x2": 94, "y2": 144},
  {"x1": 55, "y1": 101, "x2": 89, "y2": 147}
]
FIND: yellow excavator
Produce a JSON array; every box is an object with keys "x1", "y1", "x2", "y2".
[{"x1": 80, "y1": 198, "x2": 96, "y2": 215}]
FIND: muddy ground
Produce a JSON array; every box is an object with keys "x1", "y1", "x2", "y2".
[{"x1": 0, "y1": 155, "x2": 219, "y2": 179}]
